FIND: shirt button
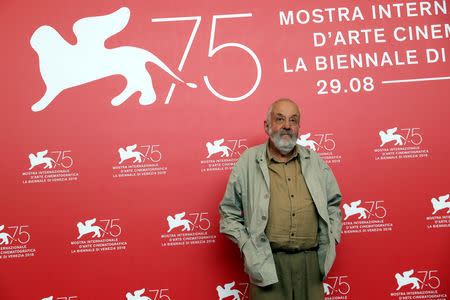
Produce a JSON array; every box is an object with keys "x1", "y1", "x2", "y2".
[
  {"x1": 260, "y1": 237, "x2": 266, "y2": 242},
  {"x1": 262, "y1": 216, "x2": 267, "y2": 220},
  {"x1": 290, "y1": 194, "x2": 294, "y2": 198},
  {"x1": 290, "y1": 233, "x2": 294, "y2": 237},
  {"x1": 292, "y1": 213, "x2": 295, "y2": 217},
  {"x1": 288, "y1": 178, "x2": 291, "y2": 181},
  {"x1": 264, "y1": 194, "x2": 269, "y2": 199}
]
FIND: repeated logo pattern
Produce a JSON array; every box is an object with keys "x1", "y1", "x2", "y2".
[
  {"x1": 161, "y1": 211, "x2": 216, "y2": 248},
  {"x1": 70, "y1": 218, "x2": 127, "y2": 254},
  {"x1": 296, "y1": 132, "x2": 342, "y2": 165},
  {"x1": 0, "y1": 224, "x2": 37, "y2": 260},
  {"x1": 341, "y1": 199, "x2": 393, "y2": 234},
  {"x1": 201, "y1": 138, "x2": 247, "y2": 172},
  {"x1": 5, "y1": 2, "x2": 447, "y2": 299},
  {"x1": 374, "y1": 127, "x2": 430, "y2": 161}
]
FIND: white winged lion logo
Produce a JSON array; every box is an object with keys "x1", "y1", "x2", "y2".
[
  {"x1": 297, "y1": 133, "x2": 319, "y2": 151},
  {"x1": 0, "y1": 225, "x2": 13, "y2": 245},
  {"x1": 206, "y1": 139, "x2": 232, "y2": 158},
  {"x1": 118, "y1": 144, "x2": 145, "y2": 164},
  {"x1": 431, "y1": 194, "x2": 450, "y2": 214},
  {"x1": 28, "y1": 150, "x2": 56, "y2": 170},
  {"x1": 30, "y1": 7, "x2": 197, "y2": 112},
  {"x1": 126, "y1": 288, "x2": 150, "y2": 300},
  {"x1": 342, "y1": 200, "x2": 371, "y2": 220},
  {"x1": 76, "y1": 218, "x2": 105, "y2": 239},
  {"x1": 166, "y1": 212, "x2": 194, "y2": 232},
  {"x1": 216, "y1": 282, "x2": 243, "y2": 300},
  {"x1": 379, "y1": 127, "x2": 405, "y2": 147},
  {"x1": 395, "y1": 270, "x2": 423, "y2": 290}
]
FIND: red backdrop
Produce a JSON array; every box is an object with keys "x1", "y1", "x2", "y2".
[{"x1": 1, "y1": 0, "x2": 449, "y2": 299}]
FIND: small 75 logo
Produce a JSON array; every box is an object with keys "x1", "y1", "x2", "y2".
[
  {"x1": 28, "y1": 150, "x2": 73, "y2": 170},
  {"x1": 323, "y1": 276, "x2": 350, "y2": 296},
  {"x1": 206, "y1": 138, "x2": 248, "y2": 158},
  {"x1": 0, "y1": 225, "x2": 30, "y2": 245},
  {"x1": 216, "y1": 281, "x2": 249, "y2": 300},
  {"x1": 167, "y1": 212, "x2": 211, "y2": 233},
  {"x1": 379, "y1": 127, "x2": 423, "y2": 147},
  {"x1": 297, "y1": 133, "x2": 336, "y2": 152},
  {"x1": 76, "y1": 218, "x2": 122, "y2": 239},
  {"x1": 343, "y1": 200, "x2": 386, "y2": 220},
  {"x1": 395, "y1": 269, "x2": 440, "y2": 290}
]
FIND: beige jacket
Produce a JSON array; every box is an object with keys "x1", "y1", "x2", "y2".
[{"x1": 219, "y1": 143, "x2": 342, "y2": 287}]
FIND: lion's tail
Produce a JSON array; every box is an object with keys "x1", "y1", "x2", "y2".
[
  {"x1": 364, "y1": 208, "x2": 375, "y2": 216},
  {"x1": 146, "y1": 51, "x2": 197, "y2": 88}
]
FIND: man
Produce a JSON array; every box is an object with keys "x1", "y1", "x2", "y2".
[{"x1": 219, "y1": 98, "x2": 342, "y2": 300}]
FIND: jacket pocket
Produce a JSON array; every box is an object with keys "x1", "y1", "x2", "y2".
[{"x1": 242, "y1": 236, "x2": 264, "y2": 282}]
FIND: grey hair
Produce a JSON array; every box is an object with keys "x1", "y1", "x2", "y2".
[{"x1": 266, "y1": 98, "x2": 301, "y2": 122}]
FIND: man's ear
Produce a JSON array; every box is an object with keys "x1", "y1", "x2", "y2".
[{"x1": 264, "y1": 120, "x2": 269, "y2": 135}]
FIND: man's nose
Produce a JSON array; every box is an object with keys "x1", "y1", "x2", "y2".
[{"x1": 282, "y1": 120, "x2": 292, "y2": 129}]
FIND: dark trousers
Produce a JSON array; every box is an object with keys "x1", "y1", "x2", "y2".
[{"x1": 249, "y1": 250, "x2": 324, "y2": 300}]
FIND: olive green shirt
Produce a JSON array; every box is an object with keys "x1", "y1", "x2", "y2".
[{"x1": 265, "y1": 144, "x2": 319, "y2": 251}]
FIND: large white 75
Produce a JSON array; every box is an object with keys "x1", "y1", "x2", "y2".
[
  {"x1": 204, "y1": 14, "x2": 262, "y2": 101},
  {"x1": 152, "y1": 13, "x2": 261, "y2": 103}
]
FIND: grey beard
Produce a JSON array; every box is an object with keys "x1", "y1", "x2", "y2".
[{"x1": 269, "y1": 128, "x2": 298, "y2": 155}]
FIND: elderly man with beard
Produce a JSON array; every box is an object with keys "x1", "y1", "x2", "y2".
[{"x1": 219, "y1": 98, "x2": 342, "y2": 300}]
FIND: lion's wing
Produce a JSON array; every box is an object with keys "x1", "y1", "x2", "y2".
[
  {"x1": 174, "y1": 212, "x2": 186, "y2": 220},
  {"x1": 386, "y1": 127, "x2": 397, "y2": 134},
  {"x1": 403, "y1": 269, "x2": 414, "y2": 277},
  {"x1": 72, "y1": 7, "x2": 130, "y2": 47},
  {"x1": 352, "y1": 200, "x2": 361, "y2": 207},
  {"x1": 214, "y1": 138, "x2": 224, "y2": 146},
  {"x1": 37, "y1": 150, "x2": 48, "y2": 158},
  {"x1": 224, "y1": 281, "x2": 235, "y2": 289},
  {"x1": 85, "y1": 218, "x2": 96, "y2": 226},
  {"x1": 0, "y1": 225, "x2": 4, "y2": 231},
  {"x1": 135, "y1": 288, "x2": 145, "y2": 296},
  {"x1": 126, "y1": 144, "x2": 137, "y2": 152},
  {"x1": 439, "y1": 194, "x2": 449, "y2": 202}
]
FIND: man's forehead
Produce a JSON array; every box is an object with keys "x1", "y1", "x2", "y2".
[{"x1": 271, "y1": 101, "x2": 300, "y2": 116}]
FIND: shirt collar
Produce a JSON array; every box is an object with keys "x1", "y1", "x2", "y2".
[{"x1": 266, "y1": 140, "x2": 299, "y2": 163}]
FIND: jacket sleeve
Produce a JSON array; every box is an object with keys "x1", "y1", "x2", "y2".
[
  {"x1": 219, "y1": 163, "x2": 250, "y2": 252},
  {"x1": 320, "y1": 159, "x2": 343, "y2": 244}
]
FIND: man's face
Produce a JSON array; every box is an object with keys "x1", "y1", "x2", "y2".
[{"x1": 264, "y1": 101, "x2": 300, "y2": 155}]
